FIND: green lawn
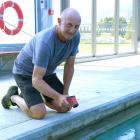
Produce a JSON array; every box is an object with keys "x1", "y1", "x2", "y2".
[{"x1": 79, "y1": 42, "x2": 133, "y2": 55}]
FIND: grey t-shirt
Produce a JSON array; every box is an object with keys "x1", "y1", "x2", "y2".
[{"x1": 13, "y1": 26, "x2": 80, "y2": 76}]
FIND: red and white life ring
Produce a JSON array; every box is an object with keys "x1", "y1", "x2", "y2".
[{"x1": 0, "y1": 1, "x2": 23, "y2": 35}]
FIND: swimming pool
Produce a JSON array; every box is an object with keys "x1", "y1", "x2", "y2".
[{"x1": 93, "y1": 112, "x2": 140, "y2": 140}]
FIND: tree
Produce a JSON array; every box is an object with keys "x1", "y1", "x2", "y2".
[
  {"x1": 98, "y1": 16, "x2": 128, "y2": 37},
  {"x1": 124, "y1": 17, "x2": 132, "y2": 40}
]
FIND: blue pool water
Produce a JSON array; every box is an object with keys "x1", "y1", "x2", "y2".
[{"x1": 93, "y1": 113, "x2": 140, "y2": 140}]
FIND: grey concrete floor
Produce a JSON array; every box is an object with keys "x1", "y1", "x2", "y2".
[{"x1": 0, "y1": 55, "x2": 140, "y2": 139}]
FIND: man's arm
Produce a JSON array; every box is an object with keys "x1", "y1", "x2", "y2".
[
  {"x1": 32, "y1": 65, "x2": 68, "y2": 106},
  {"x1": 63, "y1": 56, "x2": 75, "y2": 95}
]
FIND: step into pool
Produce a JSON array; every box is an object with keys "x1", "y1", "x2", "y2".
[
  {"x1": 61, "y1": 103, "x2": 140, "y2": 140},
  {"x1": 93, "y1": 111, "x2": 140, "y2": 140}
]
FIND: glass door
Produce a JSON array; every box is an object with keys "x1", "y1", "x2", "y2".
[
  {"x1": 118, "y1": 0, "x2": 134, "y2": 53},
  {"x1": 96, "y1": 0, "x2": 115, "y2": 56},
  {"x1": 70, "y1": 0, "x2": 93, "y2": 57}
]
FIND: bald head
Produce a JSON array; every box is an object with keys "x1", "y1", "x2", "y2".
[
  {"x1": 61, "y1": 8, "x2": 81, "y2": 23},
  {"x1": 57, "y1": 8, "x2": 81, "y2": 42}
]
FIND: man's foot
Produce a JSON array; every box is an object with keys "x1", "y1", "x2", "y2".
[{"x1": 1, "y1": 86, "x2": 19, "y2": 109}]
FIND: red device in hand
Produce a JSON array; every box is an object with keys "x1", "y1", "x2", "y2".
[{"x1": 67, "y1": 96, "x2": 79, "y2": 108}]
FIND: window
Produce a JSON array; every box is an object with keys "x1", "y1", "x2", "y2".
[{"x1": 0, "y1": 0, "x2": 36, "y2": 51}]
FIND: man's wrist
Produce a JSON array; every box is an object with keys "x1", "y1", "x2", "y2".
[{"x1": 53, "y1": 92, "x2": 61, "y2": 100}]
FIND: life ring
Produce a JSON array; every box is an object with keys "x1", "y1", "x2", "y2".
[{"x1": 0, "y1": 1, "x2": 23, "y2": 35}]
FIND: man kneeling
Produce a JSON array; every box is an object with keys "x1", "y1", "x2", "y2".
[{"x1": 1, "y1": 8, "x2": 81, "y2": 119}]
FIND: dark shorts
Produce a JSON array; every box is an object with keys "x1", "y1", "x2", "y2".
[{"x1": 13, "y1": 73, "x2": 63, "y2": 108}]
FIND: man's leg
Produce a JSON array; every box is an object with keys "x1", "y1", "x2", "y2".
[
  {"x1": 10, "y1": 74, "x2": 46, "y2": 119},
  {"x1": 11, "y1": 95, "x2": 46, "y2": 119},
  {"x1": 1, "y1": 85, "x2": 46, "y2": 119},
  {"x1": 43, "y1": 73, "x2": 71, "y2": 112}
]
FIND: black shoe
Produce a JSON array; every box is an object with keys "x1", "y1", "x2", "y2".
[{"x1": 1, "y1": 86, "x2": 18, "y2": 109}]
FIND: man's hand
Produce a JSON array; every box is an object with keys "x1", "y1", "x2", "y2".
[{"x1": 56, "y1": 94, "x2": 71, "y2": 111}]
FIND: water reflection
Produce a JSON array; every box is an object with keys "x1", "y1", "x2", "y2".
[{"x1": 118, "y1": 129, "x2": 135, "y2": 140}]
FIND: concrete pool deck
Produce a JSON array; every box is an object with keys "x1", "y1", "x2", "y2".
[{"x1": 0, "y1": 55, "x2": 140, "y2": 139}]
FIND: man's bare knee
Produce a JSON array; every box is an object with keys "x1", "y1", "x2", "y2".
[
  {"x1": 31, "y1": 111, "x2": 46, "y2": 119},
  {"x1": 30, "y1": 103, "x2": 46, "y2": 119}
]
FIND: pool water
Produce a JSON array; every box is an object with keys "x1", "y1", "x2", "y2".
[{"x1": 92, "y1": 113, "x2": 140, "y2": 140}]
